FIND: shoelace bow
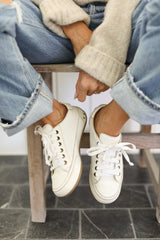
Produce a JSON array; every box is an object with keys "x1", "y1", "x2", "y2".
[
  {"x1": 34, "y1": 126, "x2": 66, "y2": 171},
  {"x1": 87, "y1": 142, "x2": 136, "y2": 177}
]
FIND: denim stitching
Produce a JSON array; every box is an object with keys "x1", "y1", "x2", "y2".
[
  {"x1": 126, "y1": 68, "x2": 160, "y2": 111},
  {"x1": 40, "y1": 91, "x2": 52, "y2": 103}
]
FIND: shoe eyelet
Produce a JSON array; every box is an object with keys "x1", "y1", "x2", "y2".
[
  {"x1": 57, "y1": 136, "x2": 60, "y2": 140},
  {"x1": 94, "y1": 172, "x2": 96, "y2": 177},
  {"x1": 95, "y1": 166, "x2": 97, "y2": 170},
  {"x1": 58, "y1": 142, "x2": 62, "y2": 146},
  {"x1": 60, "y1": 148, "x2": 63, "y2": 152},
  {"x1": 96, "y1": 154, "x2": 99, "y2": 159},
  {"x1": 96, "y1": 160, "x2": 98, "y2": 164},
  {"x1": 56, "y1": 130, "x2": 59, "y2": 134},
  {"x1": 64, "y1": 160, "x2": 67, "y2": 165},
  {"x1": 62, "y1": 154, "x2": 65, "y2": 158}
]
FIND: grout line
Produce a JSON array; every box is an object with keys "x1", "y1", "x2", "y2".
[
  {"x1": 0, "y1": 183, "x2": 29, "y2": 186},
  {"x1": 0, "y1": 165, "x2": 28, "y2": 169},
  {"x1": 24, "y1": 211, "x2": 31, "y2": 239},
  {"x1": 0, "y1": 182, "x2": 154, "y2": 187},
  {"x1": 145, "y1": 185, "x2": 154, "y2": 208},
  {"x1": 65, "y1": 210, "x2": 77, "y2": 239},
  {"x1": 5, "y1": 238, "x2": 160, "y2": 240},
  {"x1": 79, "y1": 210, "x2": 82, "y2": 239},
  {"x1": 48, "y1": 207, "x2": 112, "y2": 211},
  {"x1": 128, "y1": 209, "x2": 137, "y2": 239},
  {"x1": 4, "y1": 206, "x2": 156, "y2": 211},
  {"x1": 47, "y1": 207, "x2": 155, "y2": 211},
  {"x1": 123, "y1": 183, "x2": 153, "y2": 186}
]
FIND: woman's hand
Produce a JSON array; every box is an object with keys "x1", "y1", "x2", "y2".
[
  {"x1": 75, "y1": 71, "x2": 109, "y2": 102},
  {"x1": 62, "y1": 21, "x2": 109, "y2": 101}
]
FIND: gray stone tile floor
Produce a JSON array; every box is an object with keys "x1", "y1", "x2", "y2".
[{"x1": 0, "y1": 154, "x2": 159, "y2": 239}]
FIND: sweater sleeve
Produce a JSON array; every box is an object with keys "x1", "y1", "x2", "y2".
[
  {"x1": 75, "y1": 0, "x2": 140, "y2": 87},
  {"x1": 38, "y1": 0, "x2": 90, "y2": 38}
]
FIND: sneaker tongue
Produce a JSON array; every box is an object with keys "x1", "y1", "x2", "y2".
[
  {"x1": 99, "y1": 133, "x2": 121, "y2": 145},
  {"x1": 42, "y1": 124, "x2": 53, "y2": 133}
]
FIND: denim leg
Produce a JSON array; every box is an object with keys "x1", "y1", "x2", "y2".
[
  {"x1": 14, "y1": 0, "x2": 105, "y2": 64},
  {"x1": 111, "y1": 0, "x2": 160, "y2": 125},
  {"x1": 0, "y1": 2, "x2": 54, "y2": 136},
  {"x1": 0, "y1": 0, "x2": 105, "y2": 136},
  {"x1": 0, "y1": 0, "x2": 77, "y2": 136}
]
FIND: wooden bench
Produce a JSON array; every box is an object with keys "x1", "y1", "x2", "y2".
[{"x1": 27, "y1": 64, "x2": 160, "y2": 223}]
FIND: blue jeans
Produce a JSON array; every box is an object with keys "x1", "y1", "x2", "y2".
[
  {"x1": 0, "y1": 0, "x2": 105, "y2": 136},
  {"x1": 111, "y1": 0, "x2": 160, "y2": 124},
  {"x1": 0, "y1": 0, "x2": 160, "y2": 136}
]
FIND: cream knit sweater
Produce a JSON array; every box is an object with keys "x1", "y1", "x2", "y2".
[{"x1": 32, "y1": 0, "x2": 140, "y2": 87}]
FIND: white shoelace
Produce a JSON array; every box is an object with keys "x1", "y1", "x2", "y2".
[
  {"x1": 34, "y1": 126, "x2": 66, "y2": 171},
  {"x1": 87, "y1": 142, "x2": 136, "y2": 177}
]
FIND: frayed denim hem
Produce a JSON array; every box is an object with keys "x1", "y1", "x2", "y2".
[
  {"x1": 0, "y1": 79, "x2": 53, "y2": 136},
  {"x1": 127, "y1": 68, "x2": 160, "y2": 111},
  {"x1": 111, "y1": 68, "x2": 160, "y2": 125}
]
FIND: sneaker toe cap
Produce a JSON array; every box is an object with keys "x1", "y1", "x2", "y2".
[{"x1": 95, "y1": 179, "x2": 121, "y2": 202}]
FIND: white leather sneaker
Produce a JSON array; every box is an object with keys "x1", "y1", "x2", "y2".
[
  {"x1": 35, "y1": 104, "x2": 87, "y2": 197},
  {"x1": 88, "y1": 105, "x2": 135, "y2": 204}
]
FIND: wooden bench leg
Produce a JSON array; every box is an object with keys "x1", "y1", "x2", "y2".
[
  {"x1": 139, "y1": 125, "x2": 152, "y2": 168},
  {"x1": 26, "y1": 72, "x2": 52, "y2": 222},
  {"x1": 27, "y1": 122, "x2": 47, "y2": 223}
]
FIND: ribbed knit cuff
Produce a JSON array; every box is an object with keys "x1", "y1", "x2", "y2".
[
  {"x1": 75, "y1": 45, "x2": 126, "y2": 87},
  {"x1": 40, "y1": 0, "x2": 90, "y2": 38}
]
